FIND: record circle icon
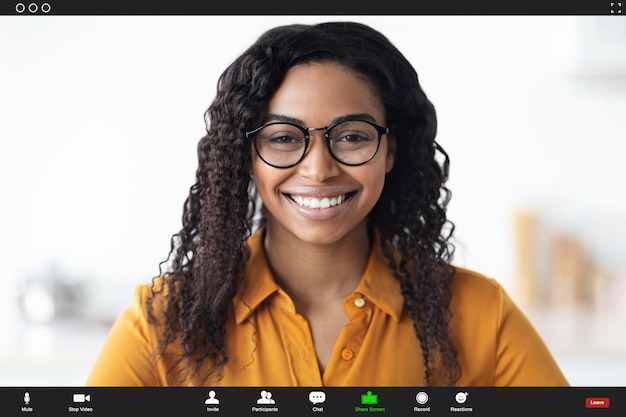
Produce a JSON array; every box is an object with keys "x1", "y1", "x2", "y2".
[{"x1": 416, "y1": 391, "x2": 428, "y2": 405}]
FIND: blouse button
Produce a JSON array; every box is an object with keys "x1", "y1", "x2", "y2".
[
  {"x1": 341, "y1": 348, "x2": 354, "y2": 361},
  {"x1": 354, "y1": 297, "x2": 365, "y2": 308}
]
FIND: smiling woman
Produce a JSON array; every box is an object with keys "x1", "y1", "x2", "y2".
[{"x1": 86, "y1": 21, "x2": 568, "y2": 387}]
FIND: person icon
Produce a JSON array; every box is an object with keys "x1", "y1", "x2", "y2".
[
  {"x1": 256, "y1": 390, "x2": 275, "y2": 404},
  {"x1": 266, "y1": 392, "x2": 275, "y2": 405},
  {"x1": 205, "y1": 390, "x2": 219, "y2": 405}
]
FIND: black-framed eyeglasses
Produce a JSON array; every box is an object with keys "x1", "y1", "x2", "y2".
[{"x1": 246, "y1": 119, "x2": 389, "y2": 169}]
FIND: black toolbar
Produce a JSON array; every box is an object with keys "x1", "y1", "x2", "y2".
[{"x1": 1, "y1": 387, "x2": 622, "y2": 417}]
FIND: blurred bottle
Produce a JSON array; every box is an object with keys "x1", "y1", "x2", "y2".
[
  {"x1": 549, "y1": 233, "x2": 592, "y2": 308},
  {"x1": 514, "y1": 211, "x2": 541, "y2": 309}
]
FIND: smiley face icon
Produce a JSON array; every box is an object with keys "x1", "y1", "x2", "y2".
[{"x1": 455, "y1": 392, "x2": 468, "y2": 404}]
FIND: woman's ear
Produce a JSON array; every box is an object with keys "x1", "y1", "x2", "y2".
[{"x1": 385, "y1": 133, "x2": 397, "y2": 173}]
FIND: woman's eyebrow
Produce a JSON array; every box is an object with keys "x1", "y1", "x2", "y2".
[
  {"x1": 330, "y1": 113, "x2": 377, "y2": 125},
  {"x1": 261, "y1": 114, "x2": 303, "y2": 125},
  {"x1": 261, "y1": 113, "x2": 377, "y2": 126}
]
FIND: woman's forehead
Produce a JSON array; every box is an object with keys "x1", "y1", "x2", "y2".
[{"x1": 263, "y1": 62, "x2": 386, "y2": 126}]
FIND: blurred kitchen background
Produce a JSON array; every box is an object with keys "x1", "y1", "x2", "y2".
[{"x1": 1, "y1": 16, "x2": 625, "y2": 386}]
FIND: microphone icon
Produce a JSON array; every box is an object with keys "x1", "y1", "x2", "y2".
[{"x1": 24, "y1": 392, "x2": 30, "y2": 405}]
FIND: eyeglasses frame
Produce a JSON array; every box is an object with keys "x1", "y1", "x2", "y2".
[{"x1": 245, "y1": 119, "x2": 390, "y2": 169}]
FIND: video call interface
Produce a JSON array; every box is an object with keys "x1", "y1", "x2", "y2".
[{"x1": 1, "y1": 9, "x2": 624, "y2": 417}]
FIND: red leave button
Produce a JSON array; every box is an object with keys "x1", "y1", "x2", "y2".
[{"x1": 586, "y1": 398, "x2": 610, "y2": 408}]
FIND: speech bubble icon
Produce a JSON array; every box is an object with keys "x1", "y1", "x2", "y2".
[{"x1": 308, "y1": 391, "x2": 326, "y2": 405}]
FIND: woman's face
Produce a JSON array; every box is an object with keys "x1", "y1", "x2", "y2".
[{"x1": 251, "y1": 62, "x2": 395, "y2": 246}]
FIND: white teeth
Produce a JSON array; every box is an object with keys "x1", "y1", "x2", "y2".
[{"x1": 289, "y1": 194, "x2": 348, "y2": 209}]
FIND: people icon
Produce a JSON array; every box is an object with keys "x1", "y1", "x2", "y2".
[
  {"x1": 256, "y1": 390, "x2": 275, "y2": 404},
  {"x1": 205, "y1": 390, "x2": 219, "y2": 405}
]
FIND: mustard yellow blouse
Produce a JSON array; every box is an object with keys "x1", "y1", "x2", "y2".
[{"x1": 86, "y1": 230, "x2": 568, "y2": 386}]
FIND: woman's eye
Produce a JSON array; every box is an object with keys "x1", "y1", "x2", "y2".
[
  {"x1": 268, "y1": 135, "x2": 299, "y2": 144},
  {"x1": 336, "y1": 133, "x2": 371, "y2": 142}
]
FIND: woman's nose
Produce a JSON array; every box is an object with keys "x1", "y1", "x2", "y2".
[{"x1": 296, "y1": 133, "x2": 341, "y2": 182}]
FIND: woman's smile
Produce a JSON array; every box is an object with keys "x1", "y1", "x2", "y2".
[
  {"x1": 281, "y1": 190, "x2": 357, "y2": 221},
  {"x1": 286, "y1": 192, "x2": 350, "y2": 209}
]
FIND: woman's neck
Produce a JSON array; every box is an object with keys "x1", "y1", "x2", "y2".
[{"x1": 263, "y1": 220, "x2": 371, "y2": 305}]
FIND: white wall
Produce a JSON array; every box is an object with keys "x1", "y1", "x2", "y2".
[{"x1": 1, "y1": 16, "x2": 625, "y2": 385}]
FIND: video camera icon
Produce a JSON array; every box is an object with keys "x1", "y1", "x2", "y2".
[{"x1": 73, "y1": 393, "x2": 91, "y2": 403}]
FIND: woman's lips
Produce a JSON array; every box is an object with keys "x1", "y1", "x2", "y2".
[
  {"x1": 286, "y1": 193, "x2": 352, "y2": 209},
  {"x1": 281, "y1": 191, "x2": 356, "y2": 220}
]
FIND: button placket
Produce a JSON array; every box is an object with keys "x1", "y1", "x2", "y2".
[{"x1": 336, "y1": 295, "x2": 370, "y2": 365}]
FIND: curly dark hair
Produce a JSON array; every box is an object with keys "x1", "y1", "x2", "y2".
[{"x1": 147, "y1": 21, "x2": 460, "y2": 386}]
